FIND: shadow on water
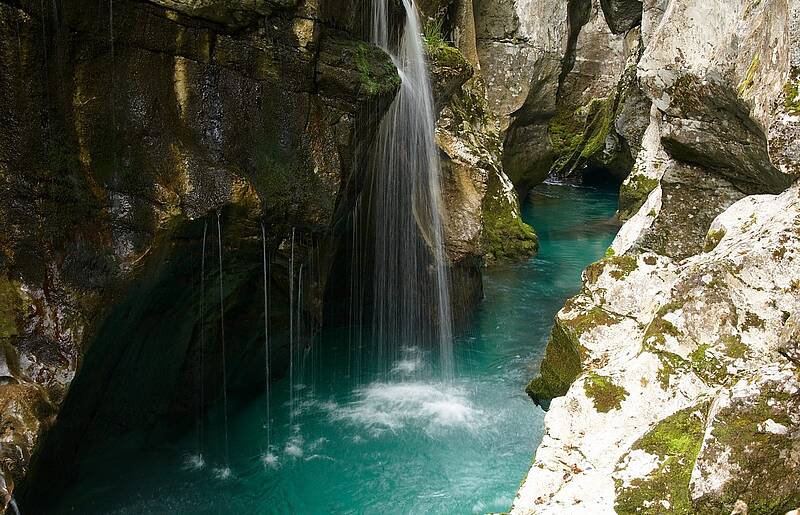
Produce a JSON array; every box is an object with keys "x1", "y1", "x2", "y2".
[{"x1": 50, "y1": 181, "x2": 619, "y2": 514}]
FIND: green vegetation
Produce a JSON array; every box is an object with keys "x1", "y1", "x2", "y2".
[
  {"x1": 738, "y1": 54, "x2": 760, "y2": 96},
  {"x1": 482, "y1": 172, "x2": 539, "y2": 263},
  {"x1": 619, "y1": 174, "x2": 660, "y2": 220},
  {"x1": 354, "y1": 43, "x2": 401, "y2": 96},
  {"x1": 526, "y1": 321, "x2": 585, "y2": 405},
  {"x1": 548, "y1": 97, "x2": 615, "y2": 176},
  {"x1": 694, "y1": 386, "x2": 800, "y2": 514},
  {"x1": 703, "y1": 228, "x2": 726, "y2": 252},
  {"x1": 585, "y1": 254, "x2": 639, "y2": 284},
  {"x1": 784, "y1": 80, "x2": 800, "y2": 115},
  {"x1": 584, "y1": 373, "x2": 628, "y2": 412},
  {"x1": 721, "y1": 334, "x2": 748, "y2": 359},
  {"x1": 616, "y1": 404, "x2": 709, "y2": 514},
  {"x1": 422, "y1": 19, "x2": 470, "y2": 70}
]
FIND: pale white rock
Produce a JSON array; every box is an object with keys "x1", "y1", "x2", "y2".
[
  {"x1": 473, "y1": 0, "x2": 569, "y2": 130},
  {"x1": 638, "y1": 0, "x2": 789, "y2": 129},
  {"x1": 515, "y1": 181, "x2": 800, "y2": 512}
]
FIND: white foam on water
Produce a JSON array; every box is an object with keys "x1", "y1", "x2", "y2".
[
  {"x1": 304, "y1": 454, "x2": 335, "y2": 462},
  {"x1": 284, "y1": 435, "x2": 304, "y2": 458},
  {"x1": 307, "y1": 437, "x2": 327, "y2": 452},
  {"x1": 391, "y1": 357, "x2": 423, "y2": 375},
  {"x1": 182, "y1": 453, "x2": 205, "y2": 471},
  {"x1": 260, "y1": 452, "x2": 280, "y2": 469},
  {"x1": 327, "y1": 382, "x2": 483, "y2": 435},
  {"x1": 390, "y1": 346, "x2": 426, "y2": 376},
  {"x1": 213, "y1": 467, "x2": 232, "y2": 480}
]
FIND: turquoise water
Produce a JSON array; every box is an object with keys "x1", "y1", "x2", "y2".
[{"x1": 54, "y1": 182, "x2": 619, "y2": 514}]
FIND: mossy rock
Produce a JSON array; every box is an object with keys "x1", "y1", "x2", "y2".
[
  {"x1": 784, "y1": 80, "x2": 800, "y2": 115},
  {"x1": 703, "y1": 228, "x2": 726, "y2": 252},
  {"x1": 548, "y1": 97, "x2": 616, "y2": 177},
  {"x1": 584, "y1": 254, "x2": 639, "y2": 285},
  {"x1": 616, "y1": 403, "x2": 710, "y2": 514},
  {"x1": 353, "y1": 42, "x2": 402, "y2": 97},
  {"x1": 481, "y1": 171, "x2": 539, "y2": 263},
  {"x1": 584, "y1": 373, "x2": 628, "y2": 412},
  {"x1": 619, "y1": 174, "x2": 659, "y2": 220},
  {"x1": 526, "y1": 318, "x2": 586, "y2": 408},
  {"x1": 692, "y1": 382, "x2": 800, "y2": 514}
]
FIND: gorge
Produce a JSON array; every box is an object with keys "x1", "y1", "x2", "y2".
[{"x1": 0, "y1": 0, "x2": 798, "y2": 513}]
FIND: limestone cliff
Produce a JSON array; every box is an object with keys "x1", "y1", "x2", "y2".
[
  {"x1": 516, "y1": 0, "x2": 800, "y2": 512},
  {"x1": 474, "y1": 0, "x2": 650, "y2": 194}
]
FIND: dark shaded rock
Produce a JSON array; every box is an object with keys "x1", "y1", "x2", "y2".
[
  {"x1": 526, "y1": 320, "x2": 584, "y2": 409},
  {"x1": 661, "y1": 75, "x2": 793, "y2": 195},
  {"x1": 600, "y1": 0, "x2": 643, "y2": 34},
  {"x1": 147, "y1": 0, "x2": 296, "y2": 29},
  {"x1": 0, "y1": 0, "x2": 400, "y2": 509},
  {"x1": 633, "y1": 162, "x2": 746, "y2": 260}
]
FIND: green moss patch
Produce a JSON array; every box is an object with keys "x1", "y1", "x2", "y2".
[
  {"x1": 481, "y1": 172, "x2": 539, "y2": 263},
  {"x1": 0, "y1": 275, "x2": 25, "y2": 341},
  {"x1": 694, "y1": 384, "x2": 800, "y2": 514},
  {"x1": 548, "y1": 97, "x2": 615, "y2": 176},
  {"x1": 616, "y1": 403, "x2": 710, "y2": 514},
  {"x1": 703, "y1": 228, "x2": 726, "y2": 252},
  {"x1": 784, "y1": 80, "x2": 800, "y2": 115},
  {"x1": 354, "y1": 43, "x2": 401, "y2": 96},
  {"x1": 619, "y1": 174, "x2": 660, "y2": 220},
  {"x1": 585, "y1": 255, "x2": 639, "y2": 285},
  {"x1": 584, "y1": 373, "x2": 628, "y2": 412},
  {"x1": 526, "y1": 321, "x2": 585, "y2": 407},
  {"x1": 737, "y1": 54, "x2": 760, "y2": 97}
]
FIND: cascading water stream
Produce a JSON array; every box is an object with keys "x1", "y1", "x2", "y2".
[
  {"x1": 369, "y1": 0, "x2": 454, "y2": 379},
  {"x1": 260, "y1": 222, "x2": 278, "y2": 468},
  {"x1": 216, "y1": 214, "x2": 230, "y2": 476},
  {"x1": 261, "y1": 223, "x2": 271, "y2": 445},
  {"x1": 189, "y1": 220, "x2": 208, "y2": 470},
  {"x1": 289, "y1": 227, "x2": 295, "y2": 428}
]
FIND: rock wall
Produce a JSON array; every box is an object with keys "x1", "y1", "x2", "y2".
[
  {"x1": 474, "y1": 0, "x2": 650, "y2": 194},
  {"x1": 516, "y1": 0, "x2": 800, "y2": 512},
  {"x1": 0, "y1": 0, "x2": 541, "y2": 508},
  {"x1": 0, "y1": 0, "x2": 406, "y2": 507}
]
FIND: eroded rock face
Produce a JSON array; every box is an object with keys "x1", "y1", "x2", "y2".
[
  {"x1": 516, "y1": 182, "x2": 800, "y2": 513},
  {"x1": 428, "y1": 4, "x2": 539, "y2": 325},
  {"x1": 474, "y1": 0, "x2": 570, "y2": 192},
  {"x1": 474, "y1": 0, "x2": 647, "y2": 192},
  {"x1": 615, "y1": 0, "x2": 798, "y2": 260},
  {"x1": 0, "y1": 0, "x2": 401, "y2": 507},
  {"x1": 517, "y1": 2, "x2": 800, "y2": 510},
  {"x1": 600, "y1": 0, "x2": 643, "y2": 33}
]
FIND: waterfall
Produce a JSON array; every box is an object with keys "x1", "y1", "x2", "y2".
[
  {"x1": 191, "y1": 220, "x2": 208, "y2": 470},
  {"x1": 261, "y1": 222, "x2": 271, "y2": 446},
  {"x1": 369, "y1": 0, "x2": 454, "y2": 379},
  {"x1": 216, "y1": 214, "x2": 230, "y2": 474},
  {"x1": 289, "y1": 227, "x2": 295, "y2": 427}
]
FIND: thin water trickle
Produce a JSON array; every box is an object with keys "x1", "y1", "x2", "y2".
[
  {"x1": 289, "y1": 227, "x2": 295, "y2": 427},
  {"x1": 261, "y1": 222, "x2": 271, "y2": 449},
  {"x1": 216, "y1": 213, "x2": 229, "y2": 468},
  {"x1": 195, "y1": 220, "x2": 208, "y2": 467}
]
